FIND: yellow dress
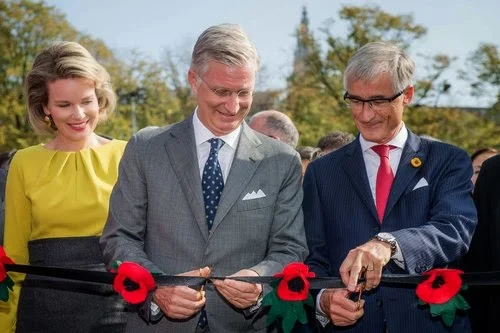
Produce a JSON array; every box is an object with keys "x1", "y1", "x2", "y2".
[{"x1": 0, "y1": 139, "x2": 127, "y2": 332}]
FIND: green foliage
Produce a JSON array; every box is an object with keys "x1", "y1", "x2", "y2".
[
  {"x1": 460, "y1": 43, "x2": 500, "y2": 97},
  {"x1": 406, "y1": 106, "x2": 500, "y2": 152},
  {"x1": 339, "y1": 5, "x2": 427, "y2": 48}
]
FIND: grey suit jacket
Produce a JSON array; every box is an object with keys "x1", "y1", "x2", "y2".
[{"x1": 100, "y1": 116, "x2": 308, "y2": 332}]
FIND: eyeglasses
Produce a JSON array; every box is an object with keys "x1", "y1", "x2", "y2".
[
  {"x1": 197, "y1": 73, "x2": 254, "y2": 100},
  {"x1": 344, "y1": 89, "x2": 405, "y2": 111}
]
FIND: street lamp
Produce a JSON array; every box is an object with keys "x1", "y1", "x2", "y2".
[{"x1": 117, "y1": 88, "x2": 147, "y2": 134}]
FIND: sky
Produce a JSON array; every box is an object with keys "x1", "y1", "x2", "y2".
[{"x1": 44, "y1": 0, "x2": 499, "y2": 107}]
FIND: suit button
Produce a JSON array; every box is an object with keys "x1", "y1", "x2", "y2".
[
  {"x1": 376, "y1": 299, "x2": 383, "y2": 307},
  {"x1": 374, "y1": 226, "x2": 381, "y2": 232},
  {"x1": 415, "y1": 266, "x2": 421, "y2": 274}
]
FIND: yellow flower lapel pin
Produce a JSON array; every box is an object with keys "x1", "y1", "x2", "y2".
[{"x1": 411, "y1": 157, "x2": 422, "y2": 168}]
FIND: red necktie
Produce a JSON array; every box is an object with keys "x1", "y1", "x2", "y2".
[{"x1": 372, "y1": 145, "x2": 394, "y2": 222}]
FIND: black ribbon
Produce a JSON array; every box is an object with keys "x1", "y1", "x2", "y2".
[{"x1": 5, "y1": 263, "x2": 500, "y2": 288}]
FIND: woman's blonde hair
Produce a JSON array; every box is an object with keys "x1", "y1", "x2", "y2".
[{"x1": 25, "y1": 41, "x2": 116, "y2": 135}]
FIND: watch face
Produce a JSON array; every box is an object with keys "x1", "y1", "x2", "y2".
[{"x1": 377, "y1": 232, "x2": 394, "y2": 240}]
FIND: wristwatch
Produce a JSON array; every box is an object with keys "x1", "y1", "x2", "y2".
[
  {"x1": 373, "y1": 232, "x2": 398, "y2": 257},
  {"x1": 150, "y1": 301, "x2": 163, "y2": 322}
]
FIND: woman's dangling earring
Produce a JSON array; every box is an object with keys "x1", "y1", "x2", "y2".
[{"x1": 44, "y1": 115, "x2": 51, "y2": 128}]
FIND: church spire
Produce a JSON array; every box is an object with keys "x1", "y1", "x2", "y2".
[{"x1": 293, "y1": 6, "x2": 311, "y2": 75}]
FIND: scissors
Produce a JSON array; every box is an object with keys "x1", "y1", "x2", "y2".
[{"x1": 355, "y1": 266, "x2": 367, "y2": 310}]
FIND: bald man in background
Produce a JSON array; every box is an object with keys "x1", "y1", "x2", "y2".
[{"x1": 248, "y1": 110, "x2": 299, "y2": 148}]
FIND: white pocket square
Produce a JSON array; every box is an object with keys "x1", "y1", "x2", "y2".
[
  {"x1": 413, "y1": 177, "x2": 429, "y2": 190},
  {"x1": 242, "y1": 189, "x2": 266, "y2": 201}
]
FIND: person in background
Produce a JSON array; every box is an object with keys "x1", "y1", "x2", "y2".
[
  {"x1": 100, "y1": 24, "x2": 307, "y2": 333},
  {"x1": 470, "y1": 147, "x2": 497, "y2": 187},
  {"x1": 1, "y1": 41, "x2": 127, "y2": 333},
  {"x1": 0, "y1": 168, "x2": 6, "y2": 245},
  {"x1": 0, "y1": 150, "x2": 17, "y2": 246},
  {"x1": 248, "y1": 110, "x2": 299, "y2": 148},
  {"x1": 296, "y1": 146, "x2": 321, "y2": 180},
  {"x1": 303, "y1": 41, "x2": 476, "y2": 333},
  {"x1": 316, "y1": 131, "x2": 354, "y2": 156},
  {"x1": 0, "y1": 150, "x2": 17, "y2": 171},
  {"x1": 462, "y1": 154, "x2": 500, "y2": 333}
]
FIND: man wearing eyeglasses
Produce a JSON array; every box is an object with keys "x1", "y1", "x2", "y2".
[
  {"x1": 303, "y1": 41, "x2": 476, "y2": 332},
  {"x1": 100, "y1": 24, "x2": 308, "y2": 333}
]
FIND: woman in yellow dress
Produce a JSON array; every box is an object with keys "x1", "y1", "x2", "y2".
[{"x1": 1, "y1": 42, "x2": 127, "y2": 332}]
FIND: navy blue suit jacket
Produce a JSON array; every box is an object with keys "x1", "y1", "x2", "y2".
[{"x1": 303, "y1": 130, "x2": 477, "y2": 333}]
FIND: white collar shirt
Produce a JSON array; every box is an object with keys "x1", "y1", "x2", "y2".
[
  {"x1": 193, "y1": 108, "x2": 241, "y2": 183},
  {"x1": 359, "y1": 123, "x2": 408, "y2": 202}
]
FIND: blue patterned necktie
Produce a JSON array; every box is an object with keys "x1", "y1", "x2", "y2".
[
  {"x1": 198, "y1": 138, "x2": 224, "y2": 329},
  {"x1": 202, "y1": 138, "x2": 225, "y2": 231}
]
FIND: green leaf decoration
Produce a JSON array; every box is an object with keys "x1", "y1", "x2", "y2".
[
  {"x1": 0, "y1": 276, "x2": 14, "y2": 302},
  {"x1": 428, "y1": 294, "x2": 470, "y2": 327},
  {"x1": 305, "y1": 293, "x2": 314, "y2": 307},
  {"x1": 111, "y1": 260, "x2": 122, "y2": 271},
  {"x1": 262, "y1": 287, "x2": 313, "y2": 333}
]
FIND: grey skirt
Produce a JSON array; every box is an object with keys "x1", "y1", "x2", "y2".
[{"x1": 16, "y1": 236, "x2": 127, "y2": 333}]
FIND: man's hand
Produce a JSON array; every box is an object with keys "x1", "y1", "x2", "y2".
[
  {"x1": 320, "y1": 288, "x2": 365, "y2": 326},
  {"x1": 340, "y1": 239, "x2": 392, "y2": 292},
  {"x1": 153, "y1": 266, "x2": 211, "y2": 319},
  {"x1": 213, "y1": 269, "x2": 262, "y2": 309}
]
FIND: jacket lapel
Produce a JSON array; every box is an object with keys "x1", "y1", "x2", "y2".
[
  {"x1": 164, "y1": 116, "x2": 209, "y2": 241},
  {"x1": 384, "y1": 130, "x2": 425, "y2": 219},
  {"x1": 209, "y1": 123, "x2": 263, "y2": 236},
  {"x1": 341, "y1": 139, "x2": 379, "y2": 223}
]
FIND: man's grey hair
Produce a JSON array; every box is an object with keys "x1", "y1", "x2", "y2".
[
  {"x1": 191, "y1": 24, "x2": 260, "y2": 75},
  {"x1": 343, "y1": 41, "x2": 415, "y2": 93},
  {"x1": 249, "y1": 110, "x2": 299, "y2": 148}
]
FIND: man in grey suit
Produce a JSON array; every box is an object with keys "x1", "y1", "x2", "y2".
[{"x1": 100, "y1": 24, "x2": 308, "y2": 333}]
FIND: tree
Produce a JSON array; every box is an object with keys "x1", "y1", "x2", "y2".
[{"x1": 460, "y1": 43, "x2": 500, "y2": 122}]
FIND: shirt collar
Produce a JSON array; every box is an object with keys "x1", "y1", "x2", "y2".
[
  {"x1": 360, "y1": 122, "x2": 408, "y2": 153},
  {"x1": 193, "y1": 108, "x2": 241, "y2": 149}
]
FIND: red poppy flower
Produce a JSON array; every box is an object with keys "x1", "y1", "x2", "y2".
[
  {"x1": 416, "y1": 268, "x2": 463, "y2": 304},
  {"x1": 274, "y1": 262, "x2": 315, "y2": 301},
  {"x1": 0, "y1": 246, "x2": 15, "y2": 281},
  {"x1": 113, "y1": 262, "x2": 155, "y2": 304}
]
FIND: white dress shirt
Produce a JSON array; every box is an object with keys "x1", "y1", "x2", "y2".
[{"x1": 192, "y1": 108, "x2": 241, "y2": 182}]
